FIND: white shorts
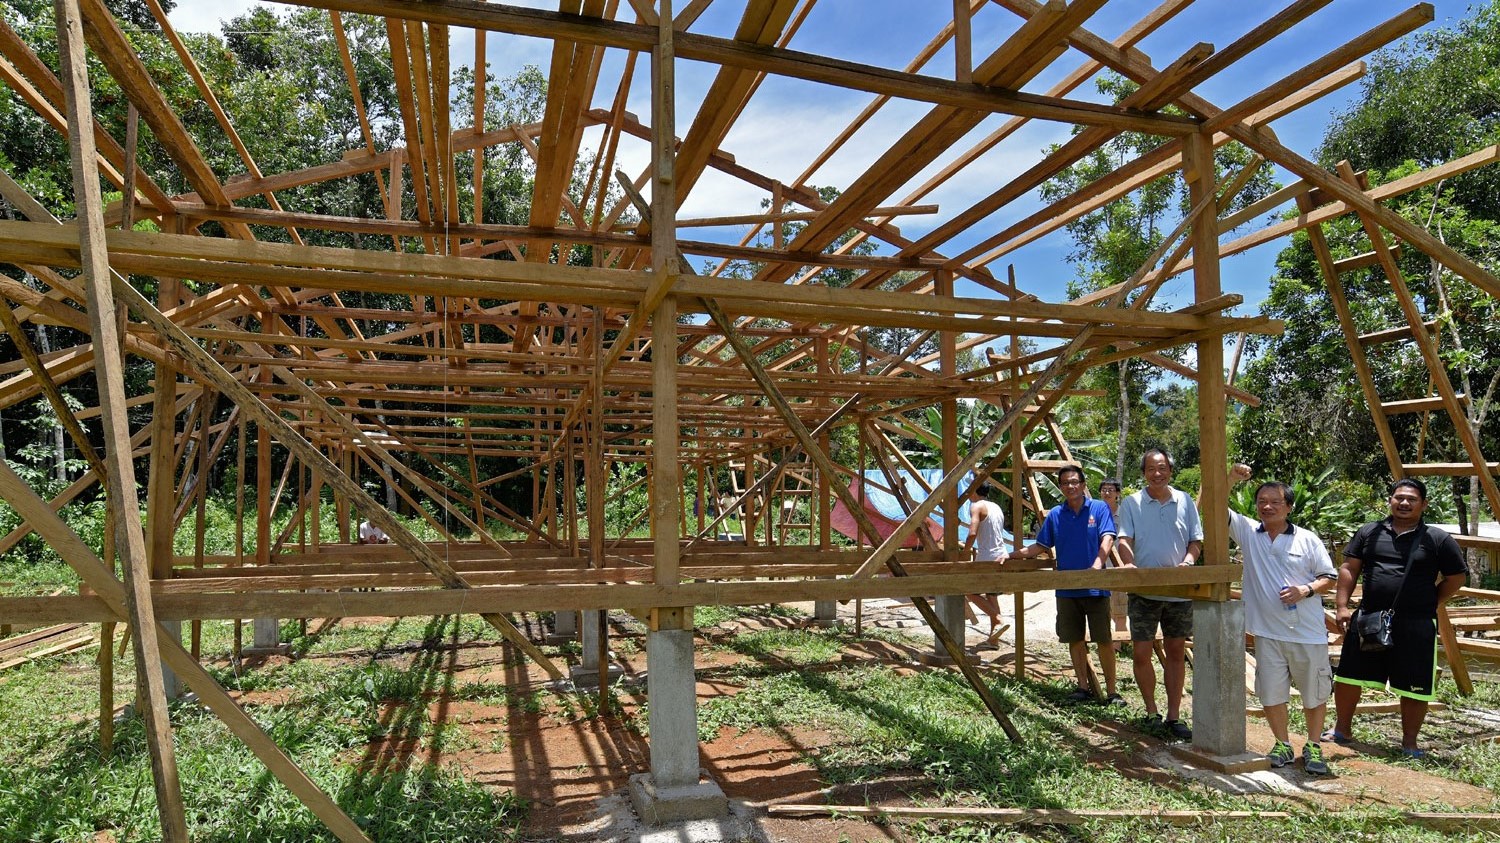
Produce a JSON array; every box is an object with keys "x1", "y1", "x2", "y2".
[{"x1": 1254, "y1": 637, "x2": 1332, "y2": 709}]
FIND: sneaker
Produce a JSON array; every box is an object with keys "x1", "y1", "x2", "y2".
[
  {"x1": 1320, "y1": 728, "x2": 1352, "y2": 745},
  {"x1": 1104, "y1": 693, "x2": 1127, "y2": 708},
  {"x1": 1065, "y1": 688, "x2": 1096, "y2": 703},
  {"x1": 1140, "y1": 712, "x2": 1164, "y2": 731},
  {"x1": 1267, "y1": 740, "x2": 1295, "y2": 768},
  {"x1": 1165, "y1": 719, "x2": 1193, "y2": 741},
  {"x1": 1302, "y1": 742, "x2": 1329, "y2": 775}
]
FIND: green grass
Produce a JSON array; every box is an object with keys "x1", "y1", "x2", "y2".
[
  {"x1": 0, "y1": 614, "x2": 529, "y2": 842},
  {"x1": 6, "y1": 565, "x2": 1500, "y2": 841}
]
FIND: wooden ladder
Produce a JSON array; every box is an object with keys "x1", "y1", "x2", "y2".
[{"x1": 1300, "y1": 163, "x2": 1500, "y2": 694}]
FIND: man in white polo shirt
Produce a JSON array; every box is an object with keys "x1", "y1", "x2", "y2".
[{"x1": 1223, "y1": 464, "x2": 1337, "y2": 774}]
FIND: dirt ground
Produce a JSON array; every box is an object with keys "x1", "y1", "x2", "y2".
[{"x1": 245, "y1": 597, "x2": 1500, "y2": 842}]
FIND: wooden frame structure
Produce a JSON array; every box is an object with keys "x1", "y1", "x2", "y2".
[{"x1": 2, "y1": 0, "x2": 1499, "y2": 838}]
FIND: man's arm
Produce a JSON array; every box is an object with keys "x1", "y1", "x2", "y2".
[
  {"x1": 1180, "y1": 540, "x2": 1202, "y2": 567},
  {"x1": 1008, "y1": 541, "x2": 1049, "y2": 561},
  {"x1": 1437, "y1": 571, "x2": 1466, "y2": 605},
  {"x1": 1116, "y1": 536, "x2": 1135, "y2": 567},
  {"x1": 1094, "y1": 534, "x2": 1115, "y2": 570},
  {"x1": 963, "y1": 502, "x2": 986, "y2": 552},
  {"x1": 1334, "y1": 556, "x2": 1362, "y2": 630}
]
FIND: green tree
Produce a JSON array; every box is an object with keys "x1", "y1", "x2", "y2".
[
  {"x1": 1237, "y1": 2, "x2": 1500, "y2": 529},
  {"x1": 1041, "y1": 73, "x2": 1275, "y2": 480}
]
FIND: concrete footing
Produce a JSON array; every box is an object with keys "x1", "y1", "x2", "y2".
[
  {"x1": 628, "y1": 770, "x2": 729, "y2": 825},
  {"x1": 1167, "y1": 745, "x2": 1273, "y2": 774},
  {"x1": 569, "y1": 663, "x2": 625, "y2": 687}
]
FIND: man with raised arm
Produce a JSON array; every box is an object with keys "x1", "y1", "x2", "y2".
[{"x1": 1223, "y1": 464, "x2": 1338, "y2": 774}]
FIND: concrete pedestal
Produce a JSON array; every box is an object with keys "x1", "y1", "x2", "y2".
[
  {"x1": 548, "y1": 610, "x2": 578, "y2": 645},
  {"x1": 921, "y1": 595, "x2": 965, "y2": 665},
  {"x1": 810, "y1": 599, "x2": 838, "y2": 627},
  {"x1": 647, "y1": 627, "x2": 701, "y2": 787},
  {"x1": 571, "y1": 609, "x2": 623, "y2": 685},
  {"x1": 159, "y1": 620, "x2": 183, "y2": 699},
  {"x1": 1191, "y1": 600, "x2": 1248, "y2": 757},
  {"x1": 580, "y1": 609, "x2": 605, "y2": 669},
  {"x1": 627, "y1": 770, "x2": 728, "y2": 825},
  {"x1": 631, "y1": 624, "x2": 728, "y2": 824}
]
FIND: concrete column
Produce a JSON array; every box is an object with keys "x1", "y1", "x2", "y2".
[
  {"x1": 928, "y1": 594, "x2": 965, "y2": 663},
  {"x1": 252, "y1": 617, "x2": 279, "y2": 649},
  {"x1": 812, "y1": 598, "x2": 838, "y2": 626},
  {"x1": 629, "y1": 623, "x2": 727, "y2": 824},
  {"x1": 646, "y1": 627, "x2": 698, "y2": 786},
  {"x1": 1191, "y1": 600, "x2": 1248, "y2": 756},
  {"x1": 159, "y1": 620, "x2": 182, "y2": 699},
  {"x1": 570, "y1": 609, "x2": 619, "y2": 685},
  {"x1": 550, "y1": 609, "x2": 578, "y2": 644}
]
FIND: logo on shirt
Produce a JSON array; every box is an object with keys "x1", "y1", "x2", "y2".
[{"x1": 1088, "y1": 516, "x2": 1096, "y2": 527}]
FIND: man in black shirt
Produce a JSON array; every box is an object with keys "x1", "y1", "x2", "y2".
[{"x1": 1327, "y1": 479, "x2": 1467, "y2": 757}]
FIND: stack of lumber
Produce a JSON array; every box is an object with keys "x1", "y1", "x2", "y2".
[{"x1": 0, "y1": 623, "x2": 96, "y2": 671}]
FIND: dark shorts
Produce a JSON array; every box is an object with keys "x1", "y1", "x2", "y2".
[
  {"x1": 1334, "y1": 614, "x2": 1439, "y2": 701},
  {"x1": 1057, "y1": 595, "x2": 1111, "y2": 644},
  {"x1": 1128, "y1": 594, "x2": 1193, "y2": 641}
]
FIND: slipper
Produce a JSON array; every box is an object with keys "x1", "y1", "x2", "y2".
[
  {"x1": 1400, "y1": 747, "x2": 1428, "y2": 760},
  {"x1": 1320, "y1": 729, "x2": 1352, "y2": 745}
]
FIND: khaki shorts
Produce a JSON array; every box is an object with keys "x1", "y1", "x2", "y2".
[
  {"x1": 1253, "y1": 637, "x2": 1332, "y2": 708},
  {"x1": 1057, "y1": 595, "x2": 1111, "y2": 644}
]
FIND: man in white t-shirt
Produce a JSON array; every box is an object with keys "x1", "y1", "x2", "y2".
[
  {"x1": 358, "y1": 519, "x2": 389, "y2": 544},
  {"x1": 963, "y1": 482, "x2": 1007, "y2": 643},
  {"x1": 1223, "y1": 464, "x2": 1337, "y2": 774}
]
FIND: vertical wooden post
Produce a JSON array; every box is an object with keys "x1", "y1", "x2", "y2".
[
  {"x1": 651, "y1": 295, "x2": 680, "y2": 585},
  {"x1": 234, "y1": 414, "x2": 246, "y2": 658},
  {"x1": 1185, "y1": 129, "x2": 1243, "y2": 759},
  {"x1": 336, "y1": 444, "x2": 350, "y2": 543},
  {"x1": 817, "y1": 338, "x2": 831, "y2": 550},
  {"x1": 938, "y1": 271, "x2": 959, "y2": 554},
  {"x1": 953, "y1": 0, "x2": 972, "y2": 84},
  {"x1": 1009, "y1": 336, "x2": 1026, "y2": 679},
  {"x1": 1187, "y1": 132, "x2": 1228, "y2": 576},
  {"x1": 53, "y1": 0, "x2": 189, "y2": 836}
]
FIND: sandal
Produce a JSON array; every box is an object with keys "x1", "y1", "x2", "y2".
[
  {"x1": 1320, "y1": 729, "x2": 1352, "y2": 745},
  {"x1": 1400, "y1": 747, "x2": 1428, "y2": 760}
]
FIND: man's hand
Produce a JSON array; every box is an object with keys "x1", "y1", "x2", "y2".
[
  {"x1": 1335, "y1": 605, "x2": 1353, "y2": 630},
  {"x1": 1230, "y1": 463, "x2": 1252, "y2": 483}
]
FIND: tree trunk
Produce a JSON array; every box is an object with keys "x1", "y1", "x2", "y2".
[
  {"x1": 1115, "y1": 361, "x2": 1130, "y2": 481},
  {"x1": 32, "y1": 322, "x2": 69, "y2": 483}
]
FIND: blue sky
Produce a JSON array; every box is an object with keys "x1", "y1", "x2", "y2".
[{"x1": 168, "y1": 1, "x2": 1486, "y2": 322}]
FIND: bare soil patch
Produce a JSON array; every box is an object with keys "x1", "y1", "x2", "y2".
[{"x1": 240, "y1": 601, "x2": 1500, "y2": 841}]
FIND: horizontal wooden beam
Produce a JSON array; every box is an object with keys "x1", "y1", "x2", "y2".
[
  {"x1": 276, "y1": 0, "x2": 1199, "y2": 134},
  {"x1": 0, "y1": 565, "x2": 1233, "y2": 623}
]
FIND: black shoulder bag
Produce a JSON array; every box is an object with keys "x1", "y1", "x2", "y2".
[{"x1": 1355, "y1": 525, "x2": 1423, "y2": 652}]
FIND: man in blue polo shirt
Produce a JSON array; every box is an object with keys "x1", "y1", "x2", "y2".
[{"x1": 1010, "y1": 465, "x2": 1121, "y2": 704}]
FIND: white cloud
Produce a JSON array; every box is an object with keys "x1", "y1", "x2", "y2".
[{"x1": 167, "y1": 0, "x2": 268, "y2": 34}]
